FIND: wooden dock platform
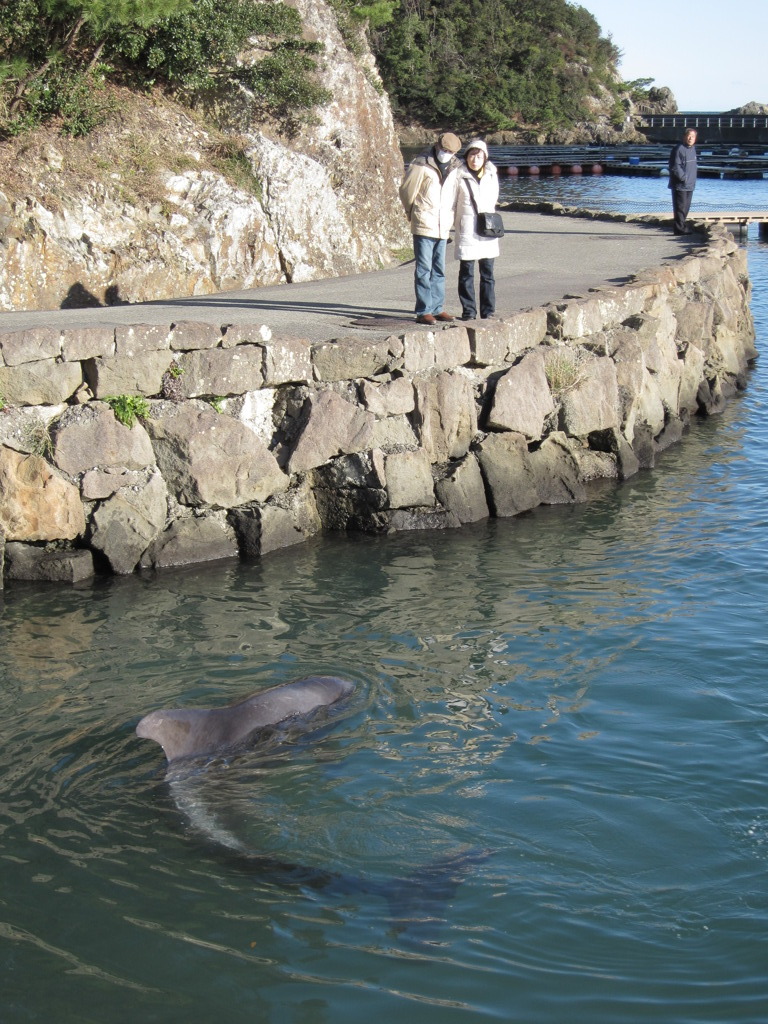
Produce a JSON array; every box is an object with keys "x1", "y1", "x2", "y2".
[{"x1": 692, "y1": 211, "x2": 768, "y2": 237}]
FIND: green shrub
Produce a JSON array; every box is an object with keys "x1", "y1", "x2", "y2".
[
  {"x1": 104, "y1": 394, "x2": 151, "y2": 427},
  {"x1": 0, "y1": 0, "x2": 330, "y2": 137}
]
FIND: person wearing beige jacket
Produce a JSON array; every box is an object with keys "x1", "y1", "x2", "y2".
[{"x1": 398, "y1": 131, "x2": 462, "y2": 324}]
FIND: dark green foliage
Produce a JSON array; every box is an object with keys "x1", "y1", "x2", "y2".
[
  {"x1": 111, "y1": 0, "x2": 331, "y2": 125},
  {"x1": 328, "y1": 0, "x2": 396, "y2": 56},
  {"x1": 0, "y1": 0, "x2": 330, "y2": 137},
  {"x1": 622, "y1": 77, "x2": 655, "y2": 103},
  {"x1": 370, "y1": 0, "x2": 622, "y2": 130},
  {"x1": 111, "y1": 0, "x2": 303, "y2": 90},
  {"x1": 19, "y1": 61, "x2": 118, "y2": 136},
  {"x1": 104, "y1": 394, "x2": 150, "y2": 428},
  {"x1": 244, "y1": 41, "x2": 331, "y2": 121}
]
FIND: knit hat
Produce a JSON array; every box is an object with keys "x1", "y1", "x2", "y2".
[
  {"x1": 436, "y1": 132, "x2": 461, "y2": 154},
  {"x1": 465, "y1": 138, "x2": 489, "y2": 160}
]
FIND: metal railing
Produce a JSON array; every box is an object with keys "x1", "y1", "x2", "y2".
[{"x1": 640, "y1": 113, "x2": 768, "y2": 129}]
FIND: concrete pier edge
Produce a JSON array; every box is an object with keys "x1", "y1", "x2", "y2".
[{"x1": 0, "y1": 211, "x2": 756, "y2": 589}]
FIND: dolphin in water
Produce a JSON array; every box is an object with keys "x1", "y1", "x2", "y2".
[
  {"x1": 135, "y1": 674, "x2": 355, "y2": 764},
  {"x1": 135, "y1": 673, "x2": 488, "y2": 939}
]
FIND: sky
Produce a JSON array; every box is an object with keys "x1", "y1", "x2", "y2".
[{"x1": 578, "y1": 0, "x2": 768, "y2": 112}]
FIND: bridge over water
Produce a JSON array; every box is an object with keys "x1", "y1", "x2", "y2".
[{"x1": 637, "y1": 112, "x2": 768, "y2": 145}]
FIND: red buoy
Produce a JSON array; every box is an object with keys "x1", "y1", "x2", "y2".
[
  {"x1": 591, "y1": 164, "x2": 603, "y2": 174},
  {"x1": 528, "y1": 165, "x2": 540, "y2": 175},
  {"x1": 505, "y1": 165, "x2": 519, "y2": 176},
  {"x1": 570, "y1": 164, "x2": 583, "y2": 175},
  {"x1": 550, "y1": 164, "x2": 562, "y2": 176}
]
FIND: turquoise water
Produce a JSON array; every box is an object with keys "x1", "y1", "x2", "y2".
[{"x1": 2, "y1": 185, "x2": 768, "y2": 1023}]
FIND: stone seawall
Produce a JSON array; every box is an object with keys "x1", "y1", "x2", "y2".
[{"x1": 0, "y1": 219, "x2": 756, "y2": 588}]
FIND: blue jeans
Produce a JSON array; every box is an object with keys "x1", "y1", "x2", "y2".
[
  {"x1": 413, "y1": 235, "x2": 447, "y2": 316},
  {"x1": 458, "y1": 258, "x2": 495, "y2": 319}
]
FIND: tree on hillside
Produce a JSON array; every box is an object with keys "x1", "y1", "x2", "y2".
[
  {"x1": 0, "y1": 0, "x2": 188, "y2": 108},
  {"x1": 368, "y1": 0, "x2": 621, "y2": 130},
  {"x1": 0, "y1": 0, "x2": 330, "y2": 137}
]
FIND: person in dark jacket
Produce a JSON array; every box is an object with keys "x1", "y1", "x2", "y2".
[{"x1": 668, "y1": 128, "x2": 698, "y2": 235}]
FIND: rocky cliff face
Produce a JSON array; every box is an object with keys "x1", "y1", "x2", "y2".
[{"x1": 0, "y1": 0, "x2": 409, "y2": 313}]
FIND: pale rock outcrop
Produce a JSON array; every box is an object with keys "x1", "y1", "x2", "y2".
[
  {"x1": 141, "y1": 514, "x2": 238, "y2": 568},
  {"x1": 4, "y1": 542, "x2": 94, "y2": 583},
  {"x1": 84, "y1": 351, "x2": 173, "y2": 399},
  {"x1": 61, "y1": 326, "x2": 116, "y2": 362},
  {"x1": 558, "y1": 354, "x2": 620, "y2": 436},
  {"x1": 436, "y1": 327, "x2": 472, "y2": 370},
  {"x1": 146, "y1": 402, "x2": 287, "y2": 507},
  {"x1": 488, "y1": 350, "x2": 554, "y2": 439},
  {"x1": 0, "y1": 0, "x2": 408, "y2": 312},
  {"x1": 673, "y1": 299, "x2": 715, "y2": 352},
  {"x1": 90, "y1": 470, "x2": 168, "y2": 574},
  {"x1": 678, "y1": 344, "x2": 707, "y2": 415},
  {"x1": 52, "y1": 403, "x2": 155, "y2": 476},
  {"x1": 0, "y1": 359, "x2": 83, "y2": 406},
  {"x1": 226, "y1": 388, "x2": 277, "y2": 445},
  {"x1": 476, "y1": 432, "x2": 540, "y2": 517},
  {"x1": 435, "y1": 455, "x2": 489, "y2": 523},
  {"x1": 384, "y1": 448, "x2": 435, "y2": 508},
  {"x1": 288, "y1": 389, "x2": 375, "y2": 473},
  {"x1": 0, "y1": 404, "x2": 66, "y2": 456},
  {"x1": 169, "y1": 321, "x2": 224, "y2": 352},
  {"x1": 466, "y1": 308, "x2": 547, "y2": 366},
  {"x1": 370, "y1": 413, "x2": 419, "y2": 450},
  {"x1": 0, "y1": 327, "x2": 61, "y2": 365},
  {"x1": 262, "y1": 336, "x2": 313, "y2": 386},
  {"x1": 413, "y1": 371, "x2": 477, "y2": 461},
  {"x1": 626, "y1": 310, "x2": 682, "y2": 414},
  {"x1": 629, "y1": 369, "x2": 667, "y2": 440},
  {"x1": 0, "y1": 447, "x2": 85, "y2": 541},
  {"x1": 361, "y1": 376, "x2": 415, "y2": 417},
  {"x1": 313, "y1": 336, "x2": 397, "y2": 382},
  {"x1": 175, "y1": 345, "x2": 264, "y2": 398},
  {"x1": 115, "y1": 324, "x2": 171, "y2": 357},
  {"x1": 82, "y1": 468, "x2": 143, "y2": 500},
  {"x1": 400, "y1": 327, "x2": 472, "y2": 374}
]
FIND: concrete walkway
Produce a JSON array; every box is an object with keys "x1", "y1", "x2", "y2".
[{"x1": 0, "y1": 211, "x2": 699, "y2": 343}]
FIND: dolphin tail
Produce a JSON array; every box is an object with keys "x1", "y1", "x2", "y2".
[{"x1": 379, "y1": 846, "x2": 492, "y2": 943}]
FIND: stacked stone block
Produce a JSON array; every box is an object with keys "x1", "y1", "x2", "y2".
[{"x1": 0, "y1": 222, "x2": 756, "y2": 586}]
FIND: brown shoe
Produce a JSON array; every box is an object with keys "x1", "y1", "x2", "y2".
[
  {"x1": 416, "y1": 314, "x2": 437, "y2": 325},
  {"x1": 435, "y1": 312, "x2": 455, "y2": 322}
]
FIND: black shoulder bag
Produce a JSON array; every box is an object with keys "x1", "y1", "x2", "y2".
[{"x1": 466, "y1": 180, "x2": 505, "y2": 238}]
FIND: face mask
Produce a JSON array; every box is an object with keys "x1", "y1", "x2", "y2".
[{"x1": 436, "y1": 149, "x2": 453, "y2": 163}]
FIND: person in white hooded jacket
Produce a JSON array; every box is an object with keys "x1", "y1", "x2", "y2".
[{"x1": 453, "y1": 139, "x2": 500, "y2": 320}]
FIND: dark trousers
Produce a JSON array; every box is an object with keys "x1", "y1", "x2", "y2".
[
  {"x1": 671, "y1": 189, "x2": 693, "y2": 233},
  {"x1": 458, "y1": 258, "x2": 495, "y2": 319}
]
